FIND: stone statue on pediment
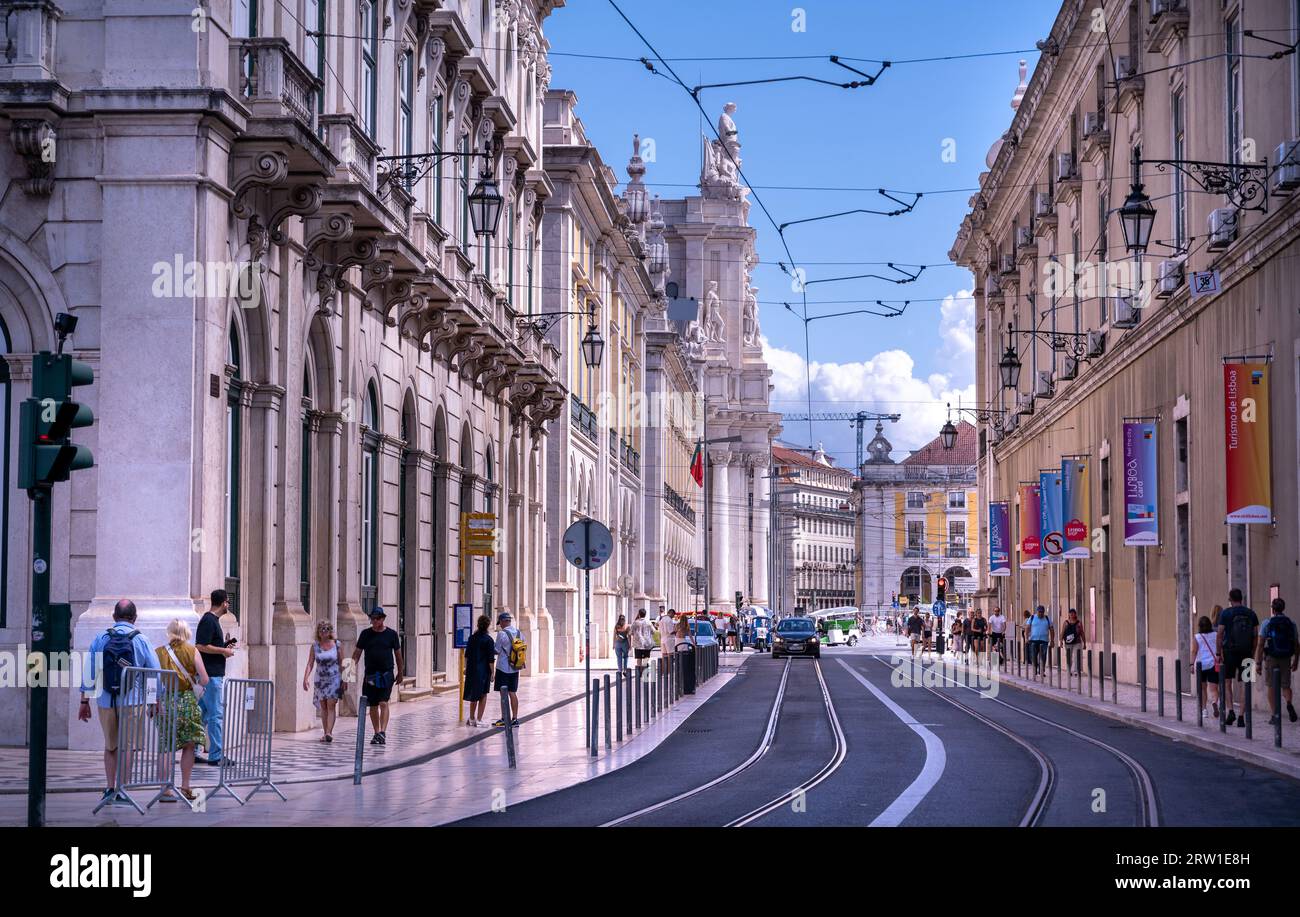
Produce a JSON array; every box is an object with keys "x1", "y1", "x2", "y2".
[
  {"x1": 742, "y1": 286, "x2": 759, "y2": 346},
  {"x1": 704, "y1": 280, "x2": 725, "y2": 343}
]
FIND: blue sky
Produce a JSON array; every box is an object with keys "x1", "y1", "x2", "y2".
[{"x1": 546, "y1": 0, "x2": 1059, "y2": 460}]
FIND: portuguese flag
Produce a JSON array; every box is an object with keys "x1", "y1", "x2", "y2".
[{"x1": 690, "y1": 442, "x2": 704, "y2": 487}]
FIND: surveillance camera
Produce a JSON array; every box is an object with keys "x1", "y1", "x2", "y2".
[{"x1": 54, "y1": 312, "x2": 78, "y2": 336}]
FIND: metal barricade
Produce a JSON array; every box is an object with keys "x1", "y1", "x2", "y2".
[
  {"x1": 93, "y1": 666, "x2": 180, "y2": 814},
  {"x1": 211, "y1": 677, "x2": 286, "y2": 804}
]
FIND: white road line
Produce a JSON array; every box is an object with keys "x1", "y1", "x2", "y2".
[{"x1": 836, "y1": 658, "x2": 946, "y2": 827}]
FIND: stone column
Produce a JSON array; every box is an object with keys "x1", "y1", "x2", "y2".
[
  {"x1": 752, "y1": 457, "x2": 770, "y2": 605},
  {"x1": 709, "y1": 451, "x2": 731, "y2": 608}
]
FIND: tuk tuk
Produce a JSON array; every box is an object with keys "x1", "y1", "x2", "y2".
[
  {"x1": 740, "y1": 606, "x2": 774, "y2": 651},
  {"x1": 810, "y1": 607, "x2": 863, "y2": 646}
]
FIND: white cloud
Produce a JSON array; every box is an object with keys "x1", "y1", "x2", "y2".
[
  {"x1": 938, "y1": 287, "x2": 975, "y2": 381},
  {"x1": 762, "y1": 327, "x2": 977, "y2": 460}
]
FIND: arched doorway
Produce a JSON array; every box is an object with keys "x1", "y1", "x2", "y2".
[
  {"x1": 360, "y1": 382, "x2": 380, "y2": 614},
  {"x1": 943, "y1": 566, "x2": 973, "y2": 606},
  {"x1": 0, "y1": 314, "x2": 10, "y2": 628},
  {"x1": 224, "y1": 324, "x2": 244, "y2": 620},
  {"x1": 483, "y1": 441, "x2": 495, "y2": 618},
  {"x1": 398, "y1": 393, "x2": 418, "y2": 676},
  {"x1": 900, "y1": 565, "x2": 932, "y2": 605},
  {"x1": 431, "y1": 407, "x2": 448, "y2": 673}
]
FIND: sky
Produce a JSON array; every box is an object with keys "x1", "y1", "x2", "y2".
[{"x1": 546, "y1": 0, "x2": 1061, "y2": 463}]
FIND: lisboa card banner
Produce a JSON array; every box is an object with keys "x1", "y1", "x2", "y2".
[
  {"x1": 1123, "y1": 421, "x2": 1159, "y2": 546},
  {"x1": 1018, "y1": 483, "x2": 1043, "y2": 570},
  {"x1": 1061, "y1": 458, "x2": 1091, "y2": 559},
  {"x1": 1223, "y1": 362, "x2": 1272, "y2": 524},
  {"x1": 1039, "y1": 469, "x2": 1066, "y2": 564},
  {"x1": 988, "y1": 502, "x2": 1011, "y2": 577}
]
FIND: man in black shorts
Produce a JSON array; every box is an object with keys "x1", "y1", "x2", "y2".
[
  {"x1": 352, "y1": 607, "x2": 402, "y2": 745},
  {"x1": 1217, "y1": 588, "x2": 1259, "y2": 728},
  {"x1": 907, "y1": 610, "x2": 924, "y2": 658},
  {"x1": 969, "y1": 608, "x2": 987, "y2": 661}
]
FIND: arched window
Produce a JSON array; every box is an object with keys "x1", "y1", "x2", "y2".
[
  {"x1": 361, "y1": 383, "x2": 380, "y2": 613},
  {"x1": 484, "y1": 442, "x2": 495, "y2": 616},
  {"x1": 300, "y1": 364, "x2": 313, "y2": 610},
  {"x1": 0, "y1": 314, "x2": 11, "y2": 627},
  {"x1": 225, "y1": 325, "x2": 244, "y2": 619}
]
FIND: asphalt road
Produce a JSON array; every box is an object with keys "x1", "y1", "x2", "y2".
[{"x1": 451, "y1": 645, "x2": 1300, "y2": 827}]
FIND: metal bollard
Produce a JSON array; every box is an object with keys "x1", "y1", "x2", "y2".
[
  {"x1": 634, "y1": 667, "x2": 641, "y2": 729},
  {"x1": 604, "y1": 674, "x2": 612, "y2": 750},
  {"x1": 1175, "y1": 659, "x2": 1182, "y2": 722},
  {"x1": 501, "y1": 688, "x2": 517, "y2": 768},
  {"x1": 1274, "y1": 666, "x2": 1283, "y2": 749},
  {"x1": 1140, "y1": 654, "x2": 1147, "y2": 713},
  {"x1": 1098, "y1": 651, "x2": 1104, "y2": 701},
  {"x1": 625, "y1": 670, "x2": 633, "y2": 730},
  {"x1": 353, "y1": 695, "x2": 368, "y2": 786},
  {"x1": 616, "y1": 672, "x2": 624, "y2": 742},
  {"x1": 1245, "y1": 679, "x2": 1253, "y2": 740},
  {"x1": 590, "y1": 678, "x2": 600, "y2": 757},
  {"x1": 1196, "y1": 662, "x2": 1204, "y2": 728},
  {"x1": 1159, "y1": 657, "x2": 1169, "y2": 713},
  {"x1": 1220, "y1": 673, "x2": 1228, "y2": 733},
  {"x1": 1111, "y1": 652, "x2": 1118, "y2": 704},
  {"x1": 1088, "y1": 650, "x2": 1094, "y2": 698}
]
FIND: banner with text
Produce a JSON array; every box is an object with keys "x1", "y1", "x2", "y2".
[
  {"x1": 1018, "y1": 483, "x2": 1043, "y2": 570},
  {"x1": 1123, "y1": 421, "x2": 1159, "y2": 546},
  {"x1": 1061, "y1": 458, "x2": 1092, "y2": 559},
  {"x1": 1039, "y1": 469, "x2": 1065, "y2": 564},
  {"x1": 1223, "y1": 362, "x2": 1272, "y2": 524},
  {"x1": 989, "y1": 501, "x2": 1011, "y2": 577}
]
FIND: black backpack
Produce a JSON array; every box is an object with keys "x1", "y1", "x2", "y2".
[
  {"x1": 1224, "y1": 609, "x2": 1255, "y2": 654},
  {"x1": 1264, "y1": 616, "x2": 1297, "y2": 658},
  {"x1": 102, "y1": 627, "x2": 140, "y2": 700}
]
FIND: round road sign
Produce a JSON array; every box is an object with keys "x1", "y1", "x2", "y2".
[
  {"x1": 1043, "y1": 532, "x2": 1065, "y2": 556},
  {"x1": 562, "y1": 518, "x2": 614, "y2": 570}
]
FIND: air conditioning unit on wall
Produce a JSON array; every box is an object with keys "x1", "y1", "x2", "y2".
[
  {"x1": 1086, "y1": 329, "x2": 1106, "y2": 358},
  {"x1": 1207, "y1": 207, "x2": 1238, "y2": 250},
  {"x1": 1112, "y1": 295, "x2": 1140, "y2": 329},
  {"x1": 1272, "y1": 140, "x2": 1300, "y2": 195},
  {"x1": 1083, "y1": 111, "x2": 1103, "y2": 137},
  {"x1": 1156, "y1": 258, "x2": 1184, "y2": 298},
  {"x1": 1034, "y1": 370, "x2": 1054, "y2": 399}
]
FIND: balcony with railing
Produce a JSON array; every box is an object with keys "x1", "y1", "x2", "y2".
[
  {"x1": 231, "y1": 38, "x2": 320, "y2": 135},
  {"x1": 664, "y1": 483, "x2": 696, "y2": 525},
  {"x1": 570, "y1": 394, "x2": 598, "y2": 444},
  {"x1": 622, "y1": 438, "x2": 640, "y2": 477}
]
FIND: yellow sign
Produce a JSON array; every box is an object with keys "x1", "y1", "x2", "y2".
[{"x1": 461, "y1": 512, "x2": 497, "y2": 556}]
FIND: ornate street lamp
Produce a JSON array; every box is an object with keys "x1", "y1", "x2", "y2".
[
  {"x1": 999, "y1": 342, "x2": 1022, "y2": 390},
  {"x1": 939, "y1": 416, "x2": 959, "y2": 451},
  {"x1": 1119, "y1": 149, "x2": 1156, "y2": 254},
  {"x1": 580, "y1": 319, "x2": 604, "y2": 369},
  {"x1": 468, "y1": 168, "x2": 504, "y2": 237}
]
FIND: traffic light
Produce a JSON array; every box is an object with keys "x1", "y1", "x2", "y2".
[
  {"x1": 18, "y1": 351, "x2": 94, "y2": 489},
  {"x1": 936, "y1": 576, "x2": 947, "y2": 603},
  {"x1": 734, "y1": 591, "x2": 743, "y2": 611}
]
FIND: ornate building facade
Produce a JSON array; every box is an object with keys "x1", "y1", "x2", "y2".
[
  {"x1": 0, "y1": 0, "x2": 568, "y2": 748},
  {"x1": 773, "y1": 445, "x2": 856, "y2": 614},
  {"x1": 951, "y1": 0, "x2": 1300, "y2": 685},
  {"x1": 855, "y1": 422, "x2": 980, "y2": 616}
]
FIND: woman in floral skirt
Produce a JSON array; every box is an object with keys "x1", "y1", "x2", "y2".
[
  {"x1": 156, "y1": 618, "x2": 209, "y2": 802},
  {"x1": 303, "y1": 620, "x2": 343, "y2": 741}
]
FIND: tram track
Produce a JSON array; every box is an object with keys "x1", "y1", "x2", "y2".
[
  {"x1": 601, "y1": 657, "x2": 848, "y2": 827},
  {"x1": 868, "y1": 653, "x2": 1158, "y2": 827}
]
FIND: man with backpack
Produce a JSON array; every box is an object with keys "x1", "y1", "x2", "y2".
[
  {"x1": 1216, "y1": 588, "x2": 1259, "y2": 728},
  {"x1": 492, "y1": 611, "x2": 526, "y2": 728},
  {"x1": 1255, "y1": 597, "x2": 1299, "y2": 726},
  {"x1": 77, "y1": 599, "x2": 155, "y2": 804}
]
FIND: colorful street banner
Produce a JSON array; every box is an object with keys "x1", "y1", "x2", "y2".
[
  {"x1": 1223, "y1": 362, "x2": 1272, "y2": 524},
  {"x1": 1123, "y1": 421, "x2": 1159, "y2": 546},
  {"x1": 988, "y1": 501, "x2": 1011, "y2": 577},
  {"x1": 1061, "y1": 458, "x2": 1091, "y2": 559},
  {"x1": 1039, "y1": 469, "x2": 1065, "y2": 564},
  {"x1": 1018, "y1": 483, "x2": 1042, "y2": 570}
]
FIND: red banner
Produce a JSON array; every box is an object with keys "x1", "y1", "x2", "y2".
[{"x1": 1223, "y1": 362, "x2": 1271, "y2": 524}]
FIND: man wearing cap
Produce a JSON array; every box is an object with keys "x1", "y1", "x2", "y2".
[
  {"x1": 492, "y1": 611, "x2": 524, "y2": 727},
  {"x1": 352, "y1": 607, "x2": 402, "y2": 745}
]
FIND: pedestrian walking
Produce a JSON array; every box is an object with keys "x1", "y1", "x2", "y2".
[
  {"x1": 969, "y1": 607, "x2": 988, "y2": 663},
  {"x1": 1194, "y1": 615, "x2": 1220, "y2": 720},
  {"x1": 78, "y1": 599, "x2": 155, "y2": 805},
  {"x1": 658, "y1": 609, "x2": 676, "y2": 656},
  {"x1": 155, "y1": 618, "x2": 209, "y2": 802},
  {"x1": 1256, "y1": 597, "x2": 1299, "y2": 726},
  {"x1": 950, "y1": 612, "x2": 965, "y2": 658},
  {"x1": 631, "y1": 609, "x2": 655, "y2": 668},
  {"x1": 194, "y1": 588, "x2": 237, "y2": 766},
  {"x1": 352, "y1": 607, "x2": 402, "y2": 745},
  {"x1": 492, "y1": 611, "x2": 526, "y2": 727},
  {"x1": 463, "y1": 615, "x2": 495, "y2": 727},
  {"x1": 1216, "y1": 588, "x2": 1258, "y2": 728},
  {"x1": 728, "y1": 616, "x2": 739, "y2": 652},
  {"x1": 907, "y1": 609, "x2": 924, "y2": 658},
  {"x1": 613, "y1": 614, "x2": 631, "y2": 671},
  {"x1": 303, "y1": 620, "x2": 343, "y2": 742},
  {"x1": 1028, "y1": 606, "x2": 1053, "y2": 677},
  {"x1": 1061, "y1": 608, "x2": 1086, "y2": 676},
  {"x1": 988, "y1": 606, "x2": 1007, "y2": 665},
  {"x1": 921, "y1": 613, "x2": 934, "y2": 659}
]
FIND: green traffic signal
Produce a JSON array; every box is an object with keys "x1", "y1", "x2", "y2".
[{"x1": 18, "y1": 352, "x2": 94, "y2": 489}]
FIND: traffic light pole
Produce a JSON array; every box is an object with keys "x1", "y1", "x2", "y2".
[{"x1": 27, "y1": 483, "x2": 51, "y2": 828}]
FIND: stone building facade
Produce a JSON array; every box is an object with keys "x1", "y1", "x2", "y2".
[
  {"x1": 855, "y1": 422, "x2": 980, "y2": 616},
  {"x1": 772, "y1": 445, "x2": 856, "y2": 614},
  {"x1": 0, "y1": 0, "x2": 569, "y2": 748},
  {"x1": 951, "y1": 0, "x2": 1300, "y2": 685}
]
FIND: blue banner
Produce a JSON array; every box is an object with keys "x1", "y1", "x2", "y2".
[
  {"x1": 1039, "y1": 469, "x2": 1065, "y2": 564},
  {"x1": 989, "y1": 501, "x2": 1011, "y2": 576}
]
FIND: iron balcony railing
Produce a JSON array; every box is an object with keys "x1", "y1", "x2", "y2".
[{"x1": 664, "y1": 483, "x2": 696, "y2": 524}]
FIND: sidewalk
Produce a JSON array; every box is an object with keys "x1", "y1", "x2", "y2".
[
  {"x1": 0, "y1": 649, "x2": 747, "y2": 826},
  {"x1": 1, "y1": 655, "x2": 647, "y2": 795},
  {"x1": 871, "y1": 634, "x2": 1300, "y2": 781}
]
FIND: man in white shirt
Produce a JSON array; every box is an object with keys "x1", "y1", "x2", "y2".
[
  {"x1": 988, "y1": 606, "x2": 1008, "y2": 665},
  {"x1": 658, "y1": 610, "x2": 676, "y2": 656}
]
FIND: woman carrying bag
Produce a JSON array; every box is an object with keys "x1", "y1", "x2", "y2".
[
  {"x1": 156, "y1": 618, "x2": 210, "y2": 803},
  {"x1": 1195, "y1": 615, "x2": 1220, "y2": 720}
]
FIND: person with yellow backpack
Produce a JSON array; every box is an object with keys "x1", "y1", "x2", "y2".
[{"x1": 492, "y1": 611, "x2": 526, "y2": 727}]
